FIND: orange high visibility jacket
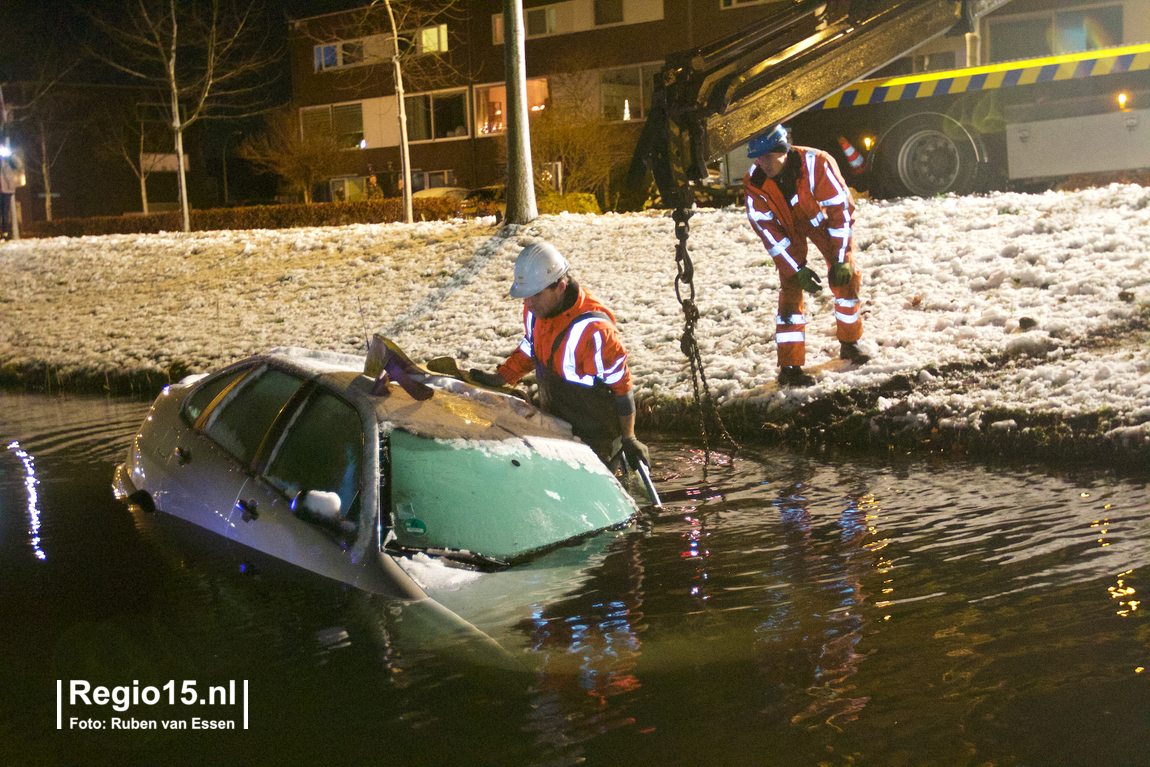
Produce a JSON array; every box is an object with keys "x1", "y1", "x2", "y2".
[
  {"x1": 743, "y1": 146, "x2": 855, "y2": 277},
  {"x1": 497, "y1": 284, "x2": 632, "y2": 397}
]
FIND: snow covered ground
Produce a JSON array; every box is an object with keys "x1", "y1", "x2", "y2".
[{"x1": 2, "y1": 184, "x2": 1149, "y2": 446}]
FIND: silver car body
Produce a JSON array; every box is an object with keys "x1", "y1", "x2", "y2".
[{"x1": 114, "y1": 347, "x2": 639, "y2": 601}]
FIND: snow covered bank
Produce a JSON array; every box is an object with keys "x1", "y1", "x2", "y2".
[{"x1": 2, "y1": 185, "x2": 1149, "y2": 464}]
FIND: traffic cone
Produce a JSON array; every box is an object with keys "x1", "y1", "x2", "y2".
[{"x1": 838, "y1": 136, "x2": 865, "y2": 174}]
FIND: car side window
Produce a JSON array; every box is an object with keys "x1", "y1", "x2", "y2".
[
  {"x1": 182, "y1": 367, "x2": 250, "y2": 426},
  {"x1": 202, "y1": 368, "x2": 304, "y2": 466},
  {"x1": 264, "y1": 390, "x2": 364, "y2": 526}
]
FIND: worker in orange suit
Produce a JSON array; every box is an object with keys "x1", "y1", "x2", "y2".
[
  {"x1": 469, "y1": 241, "x2": 649, "y2": 469},
  {"x1": 744, "y1": 125, "x2": 869, "y2": 387}
]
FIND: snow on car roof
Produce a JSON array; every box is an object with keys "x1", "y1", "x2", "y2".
[{"x1": 262, "y1": 346, "x2": 579, "y2": 445}]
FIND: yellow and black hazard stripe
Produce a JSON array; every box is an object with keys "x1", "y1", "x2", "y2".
[{"x1": 812, "y1": 42, "x2": 1150, "y2": 111}]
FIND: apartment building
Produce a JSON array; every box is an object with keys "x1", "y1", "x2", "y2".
[
  {"x1": 289, "y1": 0, "x2": 781, "y2": 204},
  {"x1": 289, "y1": 0, "x2": 1149, "y2": 204}
]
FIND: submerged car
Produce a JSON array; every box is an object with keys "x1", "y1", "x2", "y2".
[{"x1": 113, "y1": 343, "x2": 640, "y2": 600}]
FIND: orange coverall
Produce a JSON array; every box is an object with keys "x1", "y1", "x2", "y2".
[
  {"x1": 497, "y1": 284, "x2": 632, "y2": 456},
  {"x1": 744, "y1": 146, "x2": 864, "y2": 368}
]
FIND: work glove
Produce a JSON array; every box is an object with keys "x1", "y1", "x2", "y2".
[
  {"x1": 828, "y1": 262, "x2": 853, "y2": 288},
  {"x1": 621, "y1": 436, "x2": 650, "y2": 469},
  {"x1": 795, "y1": 266, "x2": 822, "y2": 295},
  {"x1": 468, "y1": 368, "x2": 507, "y2": 388}
]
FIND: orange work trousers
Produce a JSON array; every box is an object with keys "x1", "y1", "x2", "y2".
[{"x1": 775, "y1": 222, "x2": 863, "y2": 368}]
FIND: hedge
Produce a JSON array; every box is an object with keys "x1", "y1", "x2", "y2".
[{"x1": 21, "y1": 196, "x2": 505, "y2": 238}]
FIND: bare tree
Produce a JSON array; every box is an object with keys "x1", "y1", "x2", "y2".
[
  {"x1": 86, "y1": 0, "x2": 280, "y2": 232},
  {"x1": 296, "y1": 0, "x2": 467, "y2": 223},
  {"x1": 95, "y1": 102, "x2": 173, "y2": 215},
  {"x1": 238, "y1": 107, "x2": 344, "y2": 204},
  {"x1": 0, "y1": 51, "x2": 80, "y2": 227}
]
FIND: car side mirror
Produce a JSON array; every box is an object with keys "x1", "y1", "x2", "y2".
[
  {"x1": 293, "y1": 489, "x2": 341, "y2": 520},
  {"x1": 292, "y1": 490, "x2": 357, "y2": 537}
]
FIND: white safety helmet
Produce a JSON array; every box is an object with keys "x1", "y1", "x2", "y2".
[{"x1": 509, "y1": 242, "x2": 569, "y2": 298}]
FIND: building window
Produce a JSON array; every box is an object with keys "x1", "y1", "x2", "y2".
[
  {"x1": 314, "y1": 26, "x2": 446, "y2": 72},
  {"x1": 424, "y1": 170, "x2": 456, "y2": 189},
  {"x1": 594, "y1": 0, "x2": 624, "y2": 26},
  {"x1": 600, "y1": 63, "x2": 662, "y2": 121},
  {"x1": 527, "y1": 6, "x2": 558, "y2": 36},
  {"x1": 475, "y1": 78, "x2": 549, "y2": 135},
  {"x1": 988, "y1": 4, "x2": 1123, "y2": 62},
  {"x1": 396, "y1": 23, "x2": 449, "y2": 56},
  {"x1": 314, "y1": 37, "x2": 383, "y2": 72},
  {"x1": 331, "y1": 176, "x2": 367, "y2": 202},
  {"x1": 405, "y1": 89, "x2": 469, "y2": 142},
  {"x1": 300, "y1": 103, "x2": 365, "y2": 149},
  {"x1": 492, "y1": 4, "x2": 559, "y2": 43}
]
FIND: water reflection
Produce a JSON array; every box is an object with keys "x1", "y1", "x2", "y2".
[
  {"x1": 2, "y1": 393, "x2": 1148, "y2": 767},
  {"x1": 6, "y1": 440, "x2": 46, "y2": 561}
]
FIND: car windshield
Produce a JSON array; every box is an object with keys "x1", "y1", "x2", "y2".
[{"x1": 382, "y1": 429, "x2": 635, "y2": 567}]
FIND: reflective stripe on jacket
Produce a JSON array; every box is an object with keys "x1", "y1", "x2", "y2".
[
  {"x1": 497, "y1": 285, "x2": 632, "y2": 397},
  {"x1": 743, "y1": 146, "x2": 855, "y2": 277}
]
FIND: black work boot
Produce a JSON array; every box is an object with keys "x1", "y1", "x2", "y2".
[
  {"x1": 778, "y1": 366, "x2": 815, "y2": 387},
  {"x1": 840, "y1": 342, "x2": 871, "y2": 365}
]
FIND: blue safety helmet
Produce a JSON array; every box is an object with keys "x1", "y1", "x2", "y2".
[{"x1": 747, "y1": 125, "x2": 790, "y2": 158}]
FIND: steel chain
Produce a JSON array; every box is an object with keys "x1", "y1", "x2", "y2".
[{"x1": 672, "y1": 207, "x2": 736, "y2": 472}]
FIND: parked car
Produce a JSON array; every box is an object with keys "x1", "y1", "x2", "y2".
[
  {"x1": 411, "y1": 186, "x2": 469, "y2": 203},
  {"x1": 462, "y1": 185, "x2": 506, "y2": 219},
  {"x1": 113, "y1": 343, "x2": 639, "y2": 599}
]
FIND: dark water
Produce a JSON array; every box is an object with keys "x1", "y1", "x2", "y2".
[{"x1": 1, "y1": 391, "x2": 1148, "y2": 767}]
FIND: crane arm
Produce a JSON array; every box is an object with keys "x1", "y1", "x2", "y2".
[{"x1": 631, "y1": 0, "x2": 1013, "y2": 205}]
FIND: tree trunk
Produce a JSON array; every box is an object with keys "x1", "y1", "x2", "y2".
[
  {"x1": 168, "y1": 0, "x2": 190, "y2": 232},
  {"x1": 502, "y1": 0, "x2": 536, "y2": 225},
  {"x1": 174, "y1": 125, "x2": 190, "y2": 232},
  {"x1": 384, "y1": 0, "x2": 414, "y2": 224},
  {"x1": 39, "y1": 129, "x2": 52, "y2": 222},
  {"x1": 139, "y1": 166, "x2": 150, "y2": 215},
  {"x1": 7, "y1": 194, "x2": 18, "y2": 240}
]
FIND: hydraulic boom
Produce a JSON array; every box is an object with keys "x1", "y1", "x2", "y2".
[{"x1": 631, "y1": 0, "x2": 1013, "y2": 204}]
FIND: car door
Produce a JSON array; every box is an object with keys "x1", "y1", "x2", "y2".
[
  {"x1": 166, "y1": 365, "x2": 305, "y2": 537},
  {"x1": 152, "y1": 365, "x2": 260, "y2": 536},
  {"x1": 226, "y1": 385, "x2": 368, "y2": 583}
]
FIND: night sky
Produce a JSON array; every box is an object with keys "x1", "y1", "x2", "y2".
[{"x1": 0, "y1": 0, "x2": 374, "y2": 83}]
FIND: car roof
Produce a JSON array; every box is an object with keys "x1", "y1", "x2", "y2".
[{"x1": 259, "y1": 347, "x2": 576, "y2": 444}]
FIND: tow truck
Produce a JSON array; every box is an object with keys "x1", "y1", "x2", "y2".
[{"x1": 632, "y1": 0, "x2": 1149, "y2": 201}]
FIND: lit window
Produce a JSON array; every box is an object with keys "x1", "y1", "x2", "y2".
[
  {"x1": 421, "y1": 24, "x2": 448, "y2": 54},
  {"x1": 331, "y1": 176, "x2": 368, "y2": 202},
  {"x1": 475, "y1": 78, "x2": 549, "y2": 135}
]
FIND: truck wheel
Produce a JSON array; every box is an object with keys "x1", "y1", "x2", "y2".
[{"x1": 879, "y1": 114, "x2": 979, "y2": 198}]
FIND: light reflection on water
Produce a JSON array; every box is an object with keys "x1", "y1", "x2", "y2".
[{"x1": 0, "y1": 392, "x2": 1147, "y2": 767}]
